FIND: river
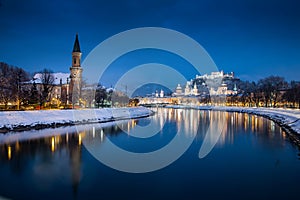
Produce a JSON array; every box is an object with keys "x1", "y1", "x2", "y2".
[{"x1": 0, "y1": 108, "x2": 299, "y2": 200}]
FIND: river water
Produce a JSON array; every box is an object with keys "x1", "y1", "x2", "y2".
[{"x1": 0, "y1": 108, "x2": 299, "y2": 200}]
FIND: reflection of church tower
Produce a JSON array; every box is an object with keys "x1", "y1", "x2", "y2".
[
  {"x1": 70, "y1": 34, "x2": 83, "y2": 106},
  {"x1": 68, "y1": 133, "x2": 82, "y2": 198}
]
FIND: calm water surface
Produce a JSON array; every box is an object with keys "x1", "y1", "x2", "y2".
[{"x1": 0, "y1": 108, "x2": 299, "y2": 200}]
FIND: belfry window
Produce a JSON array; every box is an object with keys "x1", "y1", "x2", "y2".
[{"x1": 74, "y1": 58, "x2": 76, "y2": 64}]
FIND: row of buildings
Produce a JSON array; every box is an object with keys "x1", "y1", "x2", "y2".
[
  {"x1": 17, "y1": 34, "x2": 240, "y2": 108},
  {"x1": 137, "y1": 71, "x2": 240, "y2": 106}
]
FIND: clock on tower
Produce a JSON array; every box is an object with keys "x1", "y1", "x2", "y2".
[{"x1": 69, "y1": 33, "x2": 83, "y2": 107}]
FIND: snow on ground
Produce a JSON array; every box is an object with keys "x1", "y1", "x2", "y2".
[
  {"x1": 0, "y1": 107, "x2": 153, "y2": 132},
  {"x1": 0, "y1": 120, "x2": 129, "y2": 145},
  {"x1": 166, "y1": 105, "x2": 300, "y2": 134}
]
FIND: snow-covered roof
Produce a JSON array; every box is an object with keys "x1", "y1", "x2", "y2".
[
  {"x1": 28, "y1": 73, "x2": 70, "y2": 85},
  {"x1": 106, "y1": 87, "x2": 115, "y2": 93}
]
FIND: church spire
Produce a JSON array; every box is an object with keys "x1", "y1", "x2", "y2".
[
  {"x1": 72, "y1": 33, "x2": 81, "y2": 53},
  {"x1": 70, "y1": 33, "x2": 83, "y2": 106}
]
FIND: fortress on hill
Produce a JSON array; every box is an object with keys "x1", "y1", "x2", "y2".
[{"x1": 173, "y1": 71, "x2": 239, "y2": 97}]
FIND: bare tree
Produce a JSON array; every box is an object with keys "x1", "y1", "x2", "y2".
[
  {"x1": 283, "y1": 81, "x2": 300, "y2": 108},
  {"x1": 40, "y1": 69, "x2": 55, "y2": 106},
  {"x1": 0, "y1": 63, "x2": 13, "y2": 108},
  {"x1": 95, "y1": 84, "x2": 107, "y2": 108},
  {"x1": 112, "y1": 91, "x2": 129, "y2": 107},
  {"x1": 13, "y1": 67, "x2": 30, "y2": 109},
  {"x1": 238, "y1": 80, "x2": 257, "y2": 106},
  {"x1": 0, "y1": 62, "x2": 29, "y2": 109},
  {"x1": 257, "y1": 76, "x2": 287, "y2": 107},
  {"x1": 28, "y1": 81, "x2": 39, "y2": 105}
]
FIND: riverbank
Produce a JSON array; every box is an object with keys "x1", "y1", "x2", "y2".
[
  {"x1": 167, "y1": 105, "x2": 300, "y2": 145},
  {"x1": 0, "y1": 107, "x2": 154, "y2": 133}
]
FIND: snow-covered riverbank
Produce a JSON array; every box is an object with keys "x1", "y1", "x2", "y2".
[
  {"x1": 0, "y1": 107, "x2": 153, "y2": 133},
  {"x1": 1, "y1": 105, "x2": 300, "y2": 144},
  {"x1": 167, "y1": 105, "x2": 300, "y2": 135}
]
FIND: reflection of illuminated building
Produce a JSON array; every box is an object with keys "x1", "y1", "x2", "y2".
[
  {"x1": 69, "y1": 133, "x2": 82, "y2": 196},
  {"x1": 0, "y1": 131, "x2": 85, "y2": 198},
  {"x1": 7, "y1": 145, "x2": 11, "y2": 160},
  {"x1": 208, "y1": 111, "x2": 228, "y2": 146},
  {"x1": 51, "y1": 137, "x2": 55, "y2": 152},
  {"x1": 125, "y1": 120, "x2": 137, "y2": 135}
]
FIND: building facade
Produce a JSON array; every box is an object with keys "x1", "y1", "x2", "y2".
[
  {"x1": 24, "y1": 34, "x2": 83, "y2": 108},
  {"x1": 69, "y1": 34, "x2": 83, "y2": 106}
]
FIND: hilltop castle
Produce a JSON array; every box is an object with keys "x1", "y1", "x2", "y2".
[{"x1": 174, "y1": 71, "x2": 239, "y2": 97}]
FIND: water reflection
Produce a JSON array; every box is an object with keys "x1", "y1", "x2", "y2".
[
  {"x1": 221, "y1": 112, "x2": 287, "y2": 148},
  {"x1": 0, "y1": 109, "x2": 290, "y2": 165},
  {"x1": 0, "y1": 108, "x2": 298, "y2": 199},
  {"x1": 150, "y1": 107, "x2": 203, "y2": 137}
]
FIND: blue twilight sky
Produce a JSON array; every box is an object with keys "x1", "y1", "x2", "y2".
[{"x1": 0, "y1": 0, "x2": 300, "y2": 83}]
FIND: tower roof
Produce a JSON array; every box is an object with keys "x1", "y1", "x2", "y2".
[{"x1": 72, "y1": 33, "x2": 81, "y2": 53}]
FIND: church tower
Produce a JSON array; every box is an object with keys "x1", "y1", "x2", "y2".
[{"x1": 70, "y1": 33, "x2": 83, "y2": 106}]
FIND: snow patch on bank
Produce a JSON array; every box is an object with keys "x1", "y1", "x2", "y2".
[{"x1": 0, "y1": 107, "x2": 153, "y2": 133}]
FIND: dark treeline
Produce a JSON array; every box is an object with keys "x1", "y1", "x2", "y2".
[
  {"x1": 0, "y1": 62, "x2": 56, "y2": 109},
  {"x1": 1, "y1": 61, "x2": 300, "y2": 109},
  {"x1": 229, "y1": 76, "x2": 300, "y2": 108},
  {"x1": 0, "y1": 62, "x2": 30, "y2": 109},
  {"x1": 0, "y1": 62, "x2": 130, "y2": 110}
]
